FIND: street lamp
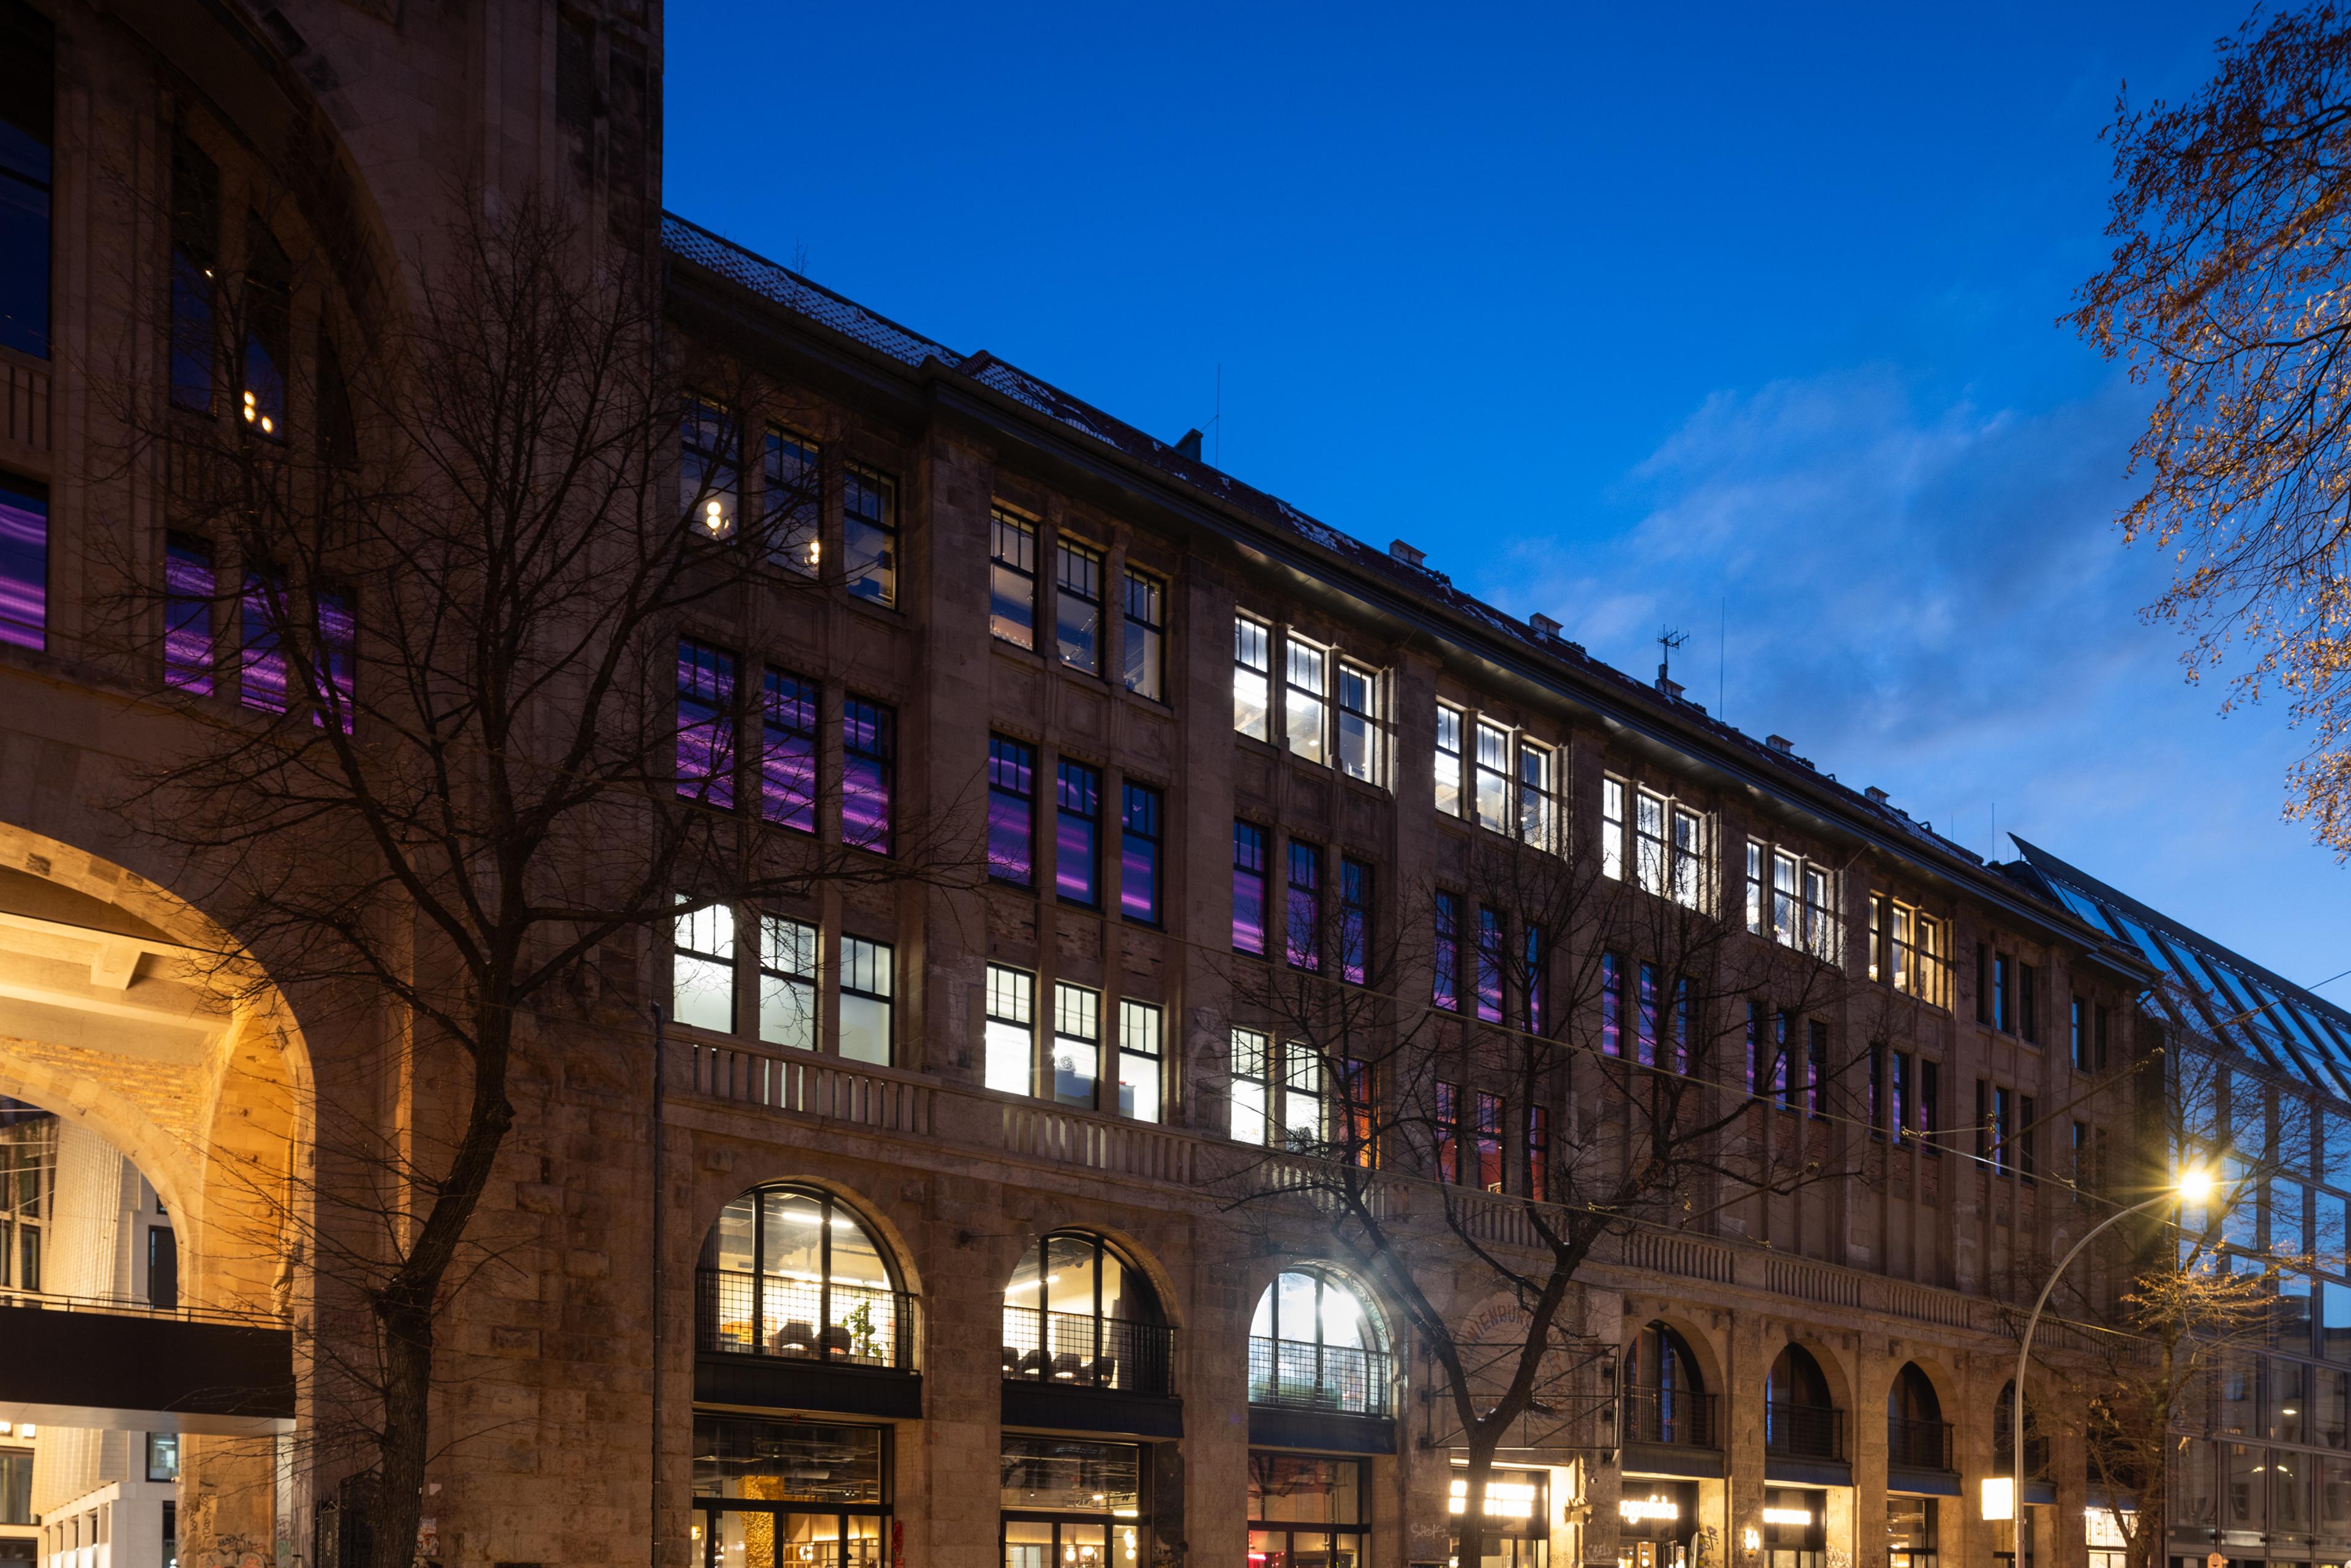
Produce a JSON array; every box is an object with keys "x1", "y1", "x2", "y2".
[{"x1": 2000, "y1": 1169, "x2": 2215, "y2": 1530}]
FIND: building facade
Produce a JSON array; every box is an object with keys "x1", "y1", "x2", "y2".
[{"x1": 0, "y1": 6, "x2": 2331, "y2": 1568}]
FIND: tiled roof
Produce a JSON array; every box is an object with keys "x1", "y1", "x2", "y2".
[{"x1": 662, "y1": 212, "x2": 2014, "y2": 883}]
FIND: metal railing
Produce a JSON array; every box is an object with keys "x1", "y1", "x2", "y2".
[
  {"x1": 1764, "y1": 1401, "x2": 1845, "y2": 1460},
  {"x1": 1621, "y1": 1386, "x2": 1717, "y2": 1447},
  {"x1": 1246, "y1": 1336, "x2": 1392, "y2": 1417},
  {"x1": 695, "y1": 1269, "x2": 918, "y2": 1370},
  {"x1": 1887, "y1": 1416, "x2": 1954, "y2": 1470},
  {"x1": 1000, "y1": 1307, "x2": 1175, "y2": 1395}
]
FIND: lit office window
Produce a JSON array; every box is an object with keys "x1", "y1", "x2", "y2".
[
  {"x1": 990, "y1": 508, "x2": 1037, "y2": 647},
  {"x1": 1337, "y1": 662, "x2": 1380, "y2": 783},
  {"x1": 680, "y1": 398, "x2": 740, "y2": 540},
  {"x1": 1474, "y1": 722, "x2": 1510, "y2": 831},
  {"x1": 1234, "y1": 616, "x2": 1272, "y2": 739},
  {"x1": 1056, "y1": 538, "x2": 1104, "y2": 675},
  {"x1": 1286, "y1": 638, "x2": 1328, "y2": 763},
  {"x1": 758, "y1": 916, "x2": 818, "y2": 1051},
  {"x1": 984, "y1": 964, "x2": 1035, "y2": 1096},
  {"x1": 843, "y1": 464, "x2": 897, "y2": 606},
  {"x1": 838, "y1": 937, "x2": 894, "y2": 1065},
  {"x1": 1122, "y1": 567, "x2": 1166, "y2": 700},
  {"x1": 673, "y1": 903, "x2": 735, "y2": 1033},
  {"x1": 1119, "y1": 1001, "x2": 1163, "y2": 1123},
  {"x1": 1434, "y1": 705, "x2": 1465, "y2": 817},
  {"x1": 1601, "y1": 778, "x2": 1626, "y2": 880},
  {"x1": 763, "y1": 427, "x2": 822, "y2": 573},
  {"x1": 1052, "y1": 983, "x2": 1100, "y2": 1108},
  {"x1": 1231, "y1": 1027, "x2": 1270, "y2": 1145}
]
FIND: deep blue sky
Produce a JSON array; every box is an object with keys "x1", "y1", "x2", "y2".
[{"x1": 665, "y1": 2, "x2": 2351, "y2": 996}]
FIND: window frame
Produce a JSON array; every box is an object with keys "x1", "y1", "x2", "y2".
[
  {"x1": 986, "y1": 735, "x2": 1037, "y2": 887},
  {"x1": 989, "y1": 506, "x2": 1038, "y2": 649},
  {"x1": 1054, "y1": 757, "x2": 1103, "y2": 907},
  {"x1": 1337, "y1": 660, "x2": 1382, "y2": 784},
  {"x1": 1231, "y1": 1027, "x2": 1271, "y2": 1145},
  {"x1": 838, "y1": 935, "x2": 894, "y2": 1065},
  {"x1": 1055, "y1": 535, "x2": 1105, "y2": 675},
  {"x1": 1232, "y1": 820, "x2": 1270, "y2": 956},
  {"x1": 1051, "y1": 981, "x2": 1101, "y2": 1109},
  {"x1": 984, "y1": 963, "x2": 1036, "y2": 1097},
  {"x1": 1284, "y1": 635, "x2": 1329, "y2": 763},
  {"x1": 1117, "y1": 1000, "x2": 1163, "y2": 1123},
  {"x1": 1473, "y1": 720, "x2": 1511, "y2": 832},
  {"x1": 757, "y1": 913, "x2": 819, "y2": 1051},
  {"x1": 763, "y1": 425, "x2": 822, "y2": 574},
  {"x1": 841, "y1": 694, "x2": 896, "y2": 855},
  {"x1": 1234, "y1": 614, "x2": 1272, "y2": 740},
  {"x1": 1119, "y1": 780, "x2": 1163, "y2": 925},
  {"x1": 1122, "y1": 565, "x2": 1166, "y2": 701},
  {"x1": 842, "y1": 462, "x2": 898, "y2": 607},
  {"x1": 1286, "y1": 839, "x2": 1323, "y2": 972},
  {"x1": 760, "y1": 667, "x2": 819, "y2": 833}
]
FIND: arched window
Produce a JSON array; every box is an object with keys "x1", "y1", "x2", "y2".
[
  {"x1": 1764, "y1": 1345, "x2": 1841, "y2": 1460},
  {"x1": 1002, "y1": 1231, "x2": 1172, "y2": 1394},
  {"x1": 697, "y1": 1184, "x2": 910, "y2": 1368},
  {"x1": 1887, "y1": 1364, "x2": 1950, "y2": 1469},
  {"x1": 1248, "y1": 1268, "x2": 1391, "y2": 1416},
  {"x1": 1993, "y1": 1380, "x2": 2049, "y2": 1478},
  {"x1": 1625, "y1": 1322, "x2": 1711, "y2": 1446}
]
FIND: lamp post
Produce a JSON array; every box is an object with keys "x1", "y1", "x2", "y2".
[{"x1": 2005, "y1": 1171, "x2": 2214, "y2": 1548}]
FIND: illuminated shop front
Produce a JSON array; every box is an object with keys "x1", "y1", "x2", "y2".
[
  {"x1": 1616, "y1": 1481, "x2": 1698, "y2": 1568},
  {"x1": 1450, "y1": 1466, "x2": 1550, "y2": 1568},
  {"x1": 999, "y1": 1436, "x2": 1147, "y2": 1568},
  {"x1": 692, "y1": 1416, "x2": 890, "y2": 1568},
  {"x1": 1885, "y1": 1497, "x2": 1937, "y2": 1568},
  {"x1": 1761, "y1": 1487, "x2": 1827, "y2": 1568},
  {"x1": 1247, "y1": 1454, "x2": 1366, "y2": 1568}
]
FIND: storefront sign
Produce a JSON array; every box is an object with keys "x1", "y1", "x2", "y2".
[
  {"x1": 1759, "y1": 1509, "x2": 1813, "y2": 1527},
  {"x1": 1621, "y1": 1496, "x2": 1682, "y2": 1525},
  {"x1": 1981, "y1": 1478, "x2": 2014, "y2": 1522}
]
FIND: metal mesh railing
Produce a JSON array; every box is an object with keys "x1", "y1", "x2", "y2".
[
  {"x1": 696, "y1": 1269, "x2": 916, "y2": 1370},
  {"x1": 1888, "y1": 1416, "x2": 1954, "y2": 1470},
  {"x1": 1246, "y1": 1336, "x2": 1392, "y2": 1416},
  {"x1": 1764, "y1": 1401, "x2": 1845, "y2": 1460},
  {"x1": 1622, "y1": 1386, "x2": 1717, "y2": 1447},
  {"x1": 1000, "y1": 1307, "x2": 1174, "y2": 1394}
]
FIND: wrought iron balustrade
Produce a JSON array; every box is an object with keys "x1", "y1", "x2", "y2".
[
  {"x1": 696, "y1": 1268, "x2": 918, "y2": 1371},
  {"x1": 1621, "y1": 1385, "x2": 1717, "y2": 1447},
  {"x1": 1886, "y1": 1416, "x2": 1953, "y2": 1470},
  {"x1": 1000, "y1": 1306, "x2": 1175, "y2": 1395},
  {"x1": 1246, "y1": 1336, "x2": 1392, "y2": 1417},
  {"x1": 1764, "y1": 1401, "x2": 1845, "y2": 1460}
]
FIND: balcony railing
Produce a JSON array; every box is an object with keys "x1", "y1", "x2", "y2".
[
  {"x1": 1622, "y1": 1386, "x2": 1718, "y2": 1447},
  {"x1": 1764, "y1": 1401, "x2": 1845, "y2": 1460},
  {"x1": 1247, "y1": 1336, "x2": 1393, "y2": 1417},
  {"x1": 696, "y1": 1269, "x2": 918, "y2": 1370},
  {"x1": 1001, "y1": 1307, "x2": 1175, "y2": 1395},
  {"x1": 1887, "y1": 1416, "x2": 1954, "y2": 1470}
]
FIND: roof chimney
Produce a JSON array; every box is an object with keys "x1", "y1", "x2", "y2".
[
  {"x1": 1767, "y1": 734, "x2": 1793, "y2": 754},
  {"x1": 1657, "y1": 676, "x2": 1685, "y2": 702},
  {"x1": 1389, "y1": 539, "x2": 1427, "y2": 569},
  {"x1": 1865, "y1": 786, "x2": 1889, "y2": 805},
  {"x1": 1529, "y1": 612, "x2": 1562, "y2": 640},
  {"x1": 1174, "y1": 428, "x2": 1204, "y2": 461}
]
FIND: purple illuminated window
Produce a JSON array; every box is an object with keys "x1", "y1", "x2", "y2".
[
  {"x1": 1600, "y1": 951, "x2": 1622, "y2": 1056},
  {"x1": 987, "y1": 735, "x2": 1035, "y2": 885},
  {"x1": 1119, "y1": 781, "x2": 1161, "y2": 923},
  {"x1": 1340, "y1": 858, "x2": 1373, "y2": 986},
  {"x1": 313, "y1": 587, "x2": 354, "y2": 732},
  {"x1": 1286, "y1": 841, "x2": 1321, "y2": 971},
  {"x1": 760, "y1": 670, "x2": 817, "y2": 833},
  {"x1": 0, "y1": 473, "x2": 45, "y2": 651},
  {"x1": 1523, "y1": 923, "x2": 1546, "y2": 1035},
  {"x1": 842, "y1": 696, "x2": 894, "y2": 854},
  {"x1": 1475, "y1": 906, "x2": 1504, "y2": 1022},
  {"x1": 1055, "y1": 759, "x2": 1100, "y2": 906},
  {"x1": 675, "y1": 637, "x2": 737, "y2": 808},
  {"x1": 240, "y1": 571, "x2": 287, "y2": 713},
  {"x1": 1637, "y1": 962, "x2": 1659, "y2": 1067},
  {"x1": 1434, "y1": 1081, "x2": 1460, "y2": 1184},
  {"x1": 1232, "y1": 821, "x2": 1268, "y2": 956},
  {"x1": 164, "y1": 534, "x2": 212, "y2": 691},
  {"x1": 1474, "y1": 1090, "x2": 1503, "y2": 1192},
  {"x1": 1432, "y1": 892, "x2": 1461, "y2": 1012},
  {"x1": 1745, "y1": 1002, "x2": 1762, "y2": 1093},
  {"x1": 1672, "y1": 977, "x2": 1690, "y2": 1073}
]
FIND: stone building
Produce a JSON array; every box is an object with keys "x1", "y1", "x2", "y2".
[{"x1": 0, "y1": 5, "x2": 2311, "y2": 1568}]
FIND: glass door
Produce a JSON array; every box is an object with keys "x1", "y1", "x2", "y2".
[{"x1": 1000, "y1": 1517, "x2": 1138, "y2": 1568}]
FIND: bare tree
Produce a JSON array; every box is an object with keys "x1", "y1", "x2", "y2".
[
  {"x1": 82, "y1": 185, "x2": 975, "y2": 1564},
  {"x1": 1218, "y1": 822, "x2": 1859, "y2": 1568},
  {"x1": 2071, "y1": 3, "x2": 2351, "y2": 851}
]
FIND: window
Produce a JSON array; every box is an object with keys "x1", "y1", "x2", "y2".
[
  {"x1": 1636, "y1": 790, "x2": 1668, "y2": 894},
  {"x1": 2071, "y1": 996, "x2": 2088, "y2": 1071},
  {"x1": 1745, "y1": 841, "x2": 1764, "y2": 932},
  {"x1": 1052, "y1": 983, "x2": 1100, "y2": 1108},
  {"x1": 0, "y1": 3, "x2": 51, "y2": 359},
  {"x1": 1231, "y1": 1027, "x2": 1270, "y2": 1144},
  {"x1": 984, "y1": 964, "x2": 1035, "y2": 1095},
  {"x1": 1475, "y1": 907, "x2": 1505, "y2": 1023},
  {"x1": 1286, "y1": 841, "x2": 1322, "y2": 971},
  {"x1": 760, "y1": 670, "x2": 819, "y2": 832},
  {"x1": 1602, "y1": 951, "x2": 1624, "y2": 1056},
  {"x1": 1807, "y1": 1021, "x2": 1828, "y2": 1118},
  {"x1": 1233, "y1": 821, "x2": 1269, "y2": 955},
  {"x1": 763, "y1": 427, "x2": 821, "y2": 572},
  {"x1": 1892, "y1": 1051, "x2": 1910, "y2": 1144},
  {"x1": 1755, "y1": 842, "x2": 1840, "y2": 961},
  {"x1": 160, "y1": 534, "x2": 217, "y2": 693},
  {"x1": 676, "y1": 637, "x2": 737, "y2": 807},
  {"x1": 2019, "y1": 1094, "x2": 2038, "y2": 1180},
  {"x1": 1340, "y1": 857, "x2": 1374, "y2": 986},
  {"x1": 1518, "y1": 742, "x2": 1555, "y2": 849},
  {"x1": 1118, "y1": 1001, "x2": 1162, "y2": 1122},
  {"x1": 1249, "y1": 1279, "x2": 1386, "y2": 1415},
  {"x1": 1286, "y1": 638, "x2": 1327, "y2": 762},
  {"x1": 1340, "y1": 1058, "x2": 1378, "y2": 1167},
  {"x1": 1120, "y1": 781, "x2": 1162, "y2": 923},
  {"x1": 984, "y1": 736, "x2": 1036, "y2": 885},
  {"x1": 838, "y1": 937, "x2": 893, "y2": 1065},
  {"x1": 1234, "y1": 616, "x2": 1272, "y2": 739},
  {"x1": 681, "y1": 397, "x2": 740, "y2": 540},
  {"x1": 842, "y1": 463, "x2": 896, "y2": 606},
  {"x1": 1602, "y1": 778, "x2": 1627, "y2": 880},
  {"x1": 1870, "y1": 897, "x2": 1952, "y2": 1009},
  {"x1": 1671, "y1": 975, "x2": 1690, "y2": 1073},
  {"x1": 313, "y1": 587, "x2": 357, "y2": 732},
  {"x1": 757, "y1": 915, "x2": 819, "y2": 1051},
  {"x1": 2094, "y1": 1003, "x2": 2110, "y2": 1070},
  {"x1": 842, "y1": 697, "x2": 894, "y2": 853},
  {"x1": 1637, "y1": 962, "x2": 1660, "y2": 1067},
  {"x1": 1774, "y1": 850, "x2": 1798, "y2": 943},
  {"x1": 1474, "y1": 1090, "x2": 1504, "y2": 1192},
  {"x1": 0, "y1": 471, "x2": 41, "y2": 654},
  {"x1": 1337, "y1": 662, "x2": 1380, "y2": 782},
  {"x1": 169, "y1": 135, "x2": 217, "y2": 412},
  {"x1": 1055, "y1": 758, "x2": 1100, "y2": 906},
  {"x1": 673, "y1": 903, "x2": 735, "y2": 1033},
  {"x1": 1526, "y1": 1106, "x2": 1550, "y2": 1202},
  {"x1": 1435, "y1": 1081, "x2": 1461, "y2": 1184},
  {"x1": 1671, "y1": 808, "x2": 1706, "y2": 908},
  {"x1": 242, "y1": 220, "x2": 290, "y2": 438},
  {"x1": 1123, "y1": 567, "x2": 1165, "y2": 700},
  {"x1": 1433, "y1": 891, "x2": 1463, "y2": 1011},
  {"x1": 144, "y1": 1434, "x2": 178, "y2": 1485},
  {"x1": 1434, "y1": 703, "x2": 1465, "y2": 817},
  {"x1": 2020, "y1": 962, "x2": 2041, "y2": 1045},
  {"x1": 989, "y1": 508, "x2": 1037, "y2": 647},
  {"x1": 1056, "y1": 538, "x2": 1103, "y2": 674},
  {"x1": 1002, "y1": 1234, "x2": 1168, "y2": 1393},
  {"x1": 1282, "y1": 1043, "x2": 1322, "y2": 1151},
  {"x1": 699, "y1": 1187, "x2": 906, "y2": 1368},
  {"x1": 1919, "y1": 1059, "x2": 1940, "y2": 1153},
  {"x1": 1474, "y1": 721, "x2": 1510, "y2": 830},
  {"x1": 1524, "y1": 924, "x2": 1548, "y2": 1035},
  {"x1": 239, "y1": 571, "x2": 340, "y2": 718},
  {"x1": 1994, "y1": 953, "x2": 2013, "y2": 1033}
]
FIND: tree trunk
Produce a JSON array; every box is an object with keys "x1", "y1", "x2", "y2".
[{"x1": 1458, "y1": 1433, "x2": 1500, "y2": 1568}]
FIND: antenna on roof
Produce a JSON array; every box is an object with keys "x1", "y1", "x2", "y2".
[{"x1": 1657, "y1": 626, "x2": 1689, "y2": 687}]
